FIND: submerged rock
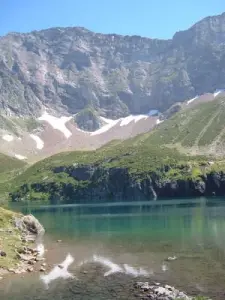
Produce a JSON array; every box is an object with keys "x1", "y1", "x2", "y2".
[{"x1": 134, "y1": 282, "x2": 195, "y2": 299}]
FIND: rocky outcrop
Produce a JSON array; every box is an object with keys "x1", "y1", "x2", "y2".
[
  {"x1": 0, "y1": 210, "x2": 46, "y2": 277},
  {"x1": 18, "y1": 214, "x2": 45, "y2": 236},
  {"x1": 10, "y1": 164, "x2": 225, "y2": 203},
  {"x1": 0, "y1": 13, "x2": 225, "y2": 119},
  {"x1": 74, "y1": 107, "x2": 103, "y2": 131}
]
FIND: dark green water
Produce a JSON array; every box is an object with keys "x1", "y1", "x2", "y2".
[{"x1": 2, "y1": 198, "x2": 225, "y2": 299}]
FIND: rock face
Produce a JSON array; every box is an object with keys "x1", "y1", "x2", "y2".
[
  {"x1": 10, "y1": 164, "x2": 225, "y2": 203},
  {"x1": 0, "y1": 13, "x2": 225, "y2": 119},
  {"x1": 74, "y1": 107, "x2": 103, "y2": 131},
  {"x1": 19, "y1": 215, "x2": 45, "y2": 236}
]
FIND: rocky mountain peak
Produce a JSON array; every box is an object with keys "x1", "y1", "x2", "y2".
[{"x1": 0, "y1": 12, "x2": 225, "y2": 121}]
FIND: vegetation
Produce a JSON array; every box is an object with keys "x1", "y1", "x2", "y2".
[
  {"x1": 149, "y1": 96, "x2": 225, "y2": 154},
  {"x1": 2, "y1": 96, "x2": 225, "y2": 204},
  {"x1": 0, "y1": 207, "x2": 22, "y2": 269},
  {"x1": 0, "y1": 154, "x2": 26, "y2": 204},
  {"x1": 74, "y1": 106, "x2": 103, "y2": 131},
  {"x1": 0, "y1": 115, "x2": 41, "y2": 136}
]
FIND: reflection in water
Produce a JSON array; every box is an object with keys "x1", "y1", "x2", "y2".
[{"x1": 40, "y1": 254, "x2": 75, "y2": 288}]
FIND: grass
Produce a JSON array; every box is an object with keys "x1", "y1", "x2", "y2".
[
  {"x1": 2, "y1": 95, "x2": 225, "y2": 204},
  {"x1": 0, "y1": 154, "x2": 27, "y2": 204},
  {"x1": 149, "y1": 96, "x2": 225, "y2": 152},
  {"x1": 0, "y1": 153, "x2": 26, "y2": 174},
  {"x1": 0, "y1": 207, "x2": 23, "y2": 269},
  {"x1": 7, "y1": 128, "x2": 214, "y2": 204}
]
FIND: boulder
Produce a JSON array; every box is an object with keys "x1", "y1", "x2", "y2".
[
  {"x1": 20, "y1": 215, "x2": 45, "y2": 235},
  {"x1": 0, "y1": 251, "x2": 6, "y2": 257}
]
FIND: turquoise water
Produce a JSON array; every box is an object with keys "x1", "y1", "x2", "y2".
[{"x1": 2, "y1": 198, "x2": 225, "y2": 299}]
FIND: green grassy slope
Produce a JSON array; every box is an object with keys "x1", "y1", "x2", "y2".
[
  {"x1": 6, "y1": 96, "x2": 225, "y2": 203},
  {"x1": 150, "y1": 96, "x2": 225, "y2": 155},
  {"x1": 0, "y1": 207, "x2": 22, "y2": 269},
  {"x1": 0, "y1": 153, "x2": 26, "y2": 203},
  {"x1": 0, "y1": 153, "x2": 26, "y2": 173}
]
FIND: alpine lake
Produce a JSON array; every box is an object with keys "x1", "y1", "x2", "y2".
[{"x1": 1, "y1": 198, "x2": 225, "y2": 299}]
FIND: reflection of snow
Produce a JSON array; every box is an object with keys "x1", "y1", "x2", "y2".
[
  {"x1": 40, "y1": 254, "x2": 74, "y2": 287},
  {"x1": 93, "y1": 255, "x2": 123, "y2": 276},
  {"x1": 30, "y1": 134, "x2": 44, "y2": 149},
  {"x1": 123, "y1": 264, "x2": 150, "y2": 277},
  {"x1": 36, "y1": 243, "x2": 45, "y2": 256},
  {"x1": 38, "y1": 112, "x2": 72, "y2": 138},
  {"x1": 92, "y1": 255, "x2": 150, "y2": 277},
  {"x1": 162, "y1": 263, "x2": 169, "y2": 272}
]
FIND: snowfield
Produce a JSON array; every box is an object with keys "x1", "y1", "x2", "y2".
[
  {"x1": 30, "y1": 134, "x2": 44, "y2": 150},
  {"x1": 38, "y1": 112, "x2": 72, "y2": 138},
  {"x1": 2, "y1": 134, "x2": 14, "y2": 142}
]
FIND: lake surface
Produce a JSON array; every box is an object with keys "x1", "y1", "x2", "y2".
[{"x1": 2, "y1": 198, "x2": 225, "y2": 299}]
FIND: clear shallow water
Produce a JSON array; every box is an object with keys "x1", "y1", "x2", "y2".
[{"x1": 2, "y1": 198, "x2": 225, "y2": 299}]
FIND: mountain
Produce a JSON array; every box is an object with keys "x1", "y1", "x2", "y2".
[
  {"x1": 1, "y1": 12, "x2": 225, "y2": 119},
  {"x1": 1, "y1": 12, "x2": 225, "y2": 160}
]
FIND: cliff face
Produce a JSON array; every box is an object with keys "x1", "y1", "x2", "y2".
[
  {"x1": 1, "y1": 13, "x2": 225, "y2": 119},
  {"x1": 10, "y1": 165, "x2": 225, "y2": 203}
]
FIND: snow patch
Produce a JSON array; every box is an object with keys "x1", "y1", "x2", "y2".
[
  {"x1": 77, "y1": 114, "x2": 149, "y2": 136},
  {"x1": 90, "y1": 117, "x2": 119, "y2": 136},
  {"x1": 38, "y1": 112, "x2": 72, "y2": 138},
  {"x1": 2, "y1": 134, "x2": 14, "y2": 142},
  {"x1": 120, "y1": 115, "x2": 148, "y2": 126},
  {"x1": 156, "y1": 119, "x2": 164, "y2": 125},
  {"x1": 15, "y1": 154, "x2": 27, "y2": 160},
  {"x1": 30, "y1": 134, "x2": 44, "y2": 150},
  {"x1": 214, "y1": 90, "x2": 223, "y2": 98},
  {"x1": 187, "y1": 96, "x2": 198, "y2": 105}
]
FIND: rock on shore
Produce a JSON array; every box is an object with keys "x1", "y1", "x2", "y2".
[{"x1": 0, "y1": 208, "x2": 45, "y2": 277}]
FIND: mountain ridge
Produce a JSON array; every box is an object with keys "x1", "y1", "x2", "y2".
[{"x1": 1, "y1": 12, "x2": 225, "y2": 120}]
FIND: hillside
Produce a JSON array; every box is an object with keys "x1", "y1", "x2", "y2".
[
  {"x1": 151, "y1": 94, "x2": 225, "y2": 156},
  {"x1": 9, "y1": 96, "x2": 225, "y2": 204},
  {"x1": 0, "y1": 154, "x2": 26, "y2": 203}
]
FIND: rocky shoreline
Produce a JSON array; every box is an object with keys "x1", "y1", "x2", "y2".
[
  {"x1": 134, "y1": 282, "x2": 209, "y2": 300},
  {"x1": 0, "y1": 213, "x2": 46, "y2": 278},
  {"x1": 0, "y1": 209, "x2": 211, "y2": 300}
]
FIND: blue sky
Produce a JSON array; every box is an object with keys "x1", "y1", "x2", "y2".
[{"x1": 0, "y1": 0, "x2": 224, "y2": 38}]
